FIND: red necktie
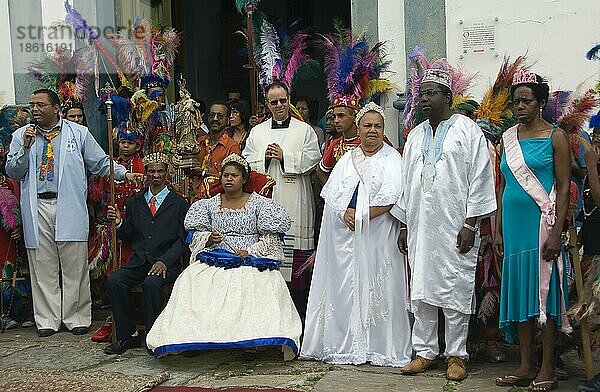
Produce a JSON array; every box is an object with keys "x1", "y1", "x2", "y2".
[{"x1": 149, "y1": 196, "x2": 157, "y2": 216}]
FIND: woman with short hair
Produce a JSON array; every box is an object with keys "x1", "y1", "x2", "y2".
[{"x1": 495, "y1": 71, "x2": 572, "y2": 391}]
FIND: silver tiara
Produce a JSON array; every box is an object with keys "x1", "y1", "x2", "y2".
[
  {"x1": 222, "y1": 153, "x2": 249, "y2": 170},
  {"x1": 355, "y1": 101, "x2": 386, "y2": 126}
]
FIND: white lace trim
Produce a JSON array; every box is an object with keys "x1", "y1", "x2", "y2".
[
  {"x1": 217, "y1": 193, "x2": 250, "y2": 212},
  {"x1": 301, "y1": 351, "x2": 408, "y2": 367},
  {"x1": 314, "y1": 292, "x2": 335, "y2": 326},
  {"x1": 189, "y1": 231, "x2": 211, "y2": 263},
  {"x1": 247, "y1": 232, "x2": 286, "y2": 261},
  {"x1": 366, "y1": 257, "x2": 393, "y2": 327}
]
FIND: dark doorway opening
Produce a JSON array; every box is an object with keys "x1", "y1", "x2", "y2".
[{"x1": 172, "y1": 0, "x2": 350, "y2": 120}]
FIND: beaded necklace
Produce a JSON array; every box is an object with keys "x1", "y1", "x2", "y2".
[{"x1": 200, "y1": 136, "x2": 220, "y2": 177}]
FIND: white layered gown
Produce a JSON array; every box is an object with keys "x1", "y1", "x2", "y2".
[{"x1": 301, "y1": 144, "x2": 412, "y2": 367}]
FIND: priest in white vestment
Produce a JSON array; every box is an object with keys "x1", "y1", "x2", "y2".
[
  {"x1": 242, "y1": 81, "x2": 321, "y2": 283},
  {"x1": 301, "y1": 102, "x2": 412, "y2": 367},
  {"x1": 394, "y1": 69, "x2": 496, "y2": 381}
]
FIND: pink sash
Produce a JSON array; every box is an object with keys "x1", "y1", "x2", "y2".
[{"x1": 502, "y1": 126, "x2": 571, "y2": 332}]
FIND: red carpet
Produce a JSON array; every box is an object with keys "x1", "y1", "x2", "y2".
[{"x1": 152, "y1": 387, "x2": 298, "y2": 392}]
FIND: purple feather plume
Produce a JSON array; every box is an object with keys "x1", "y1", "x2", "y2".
[
  {"x1": 281, "y1": 33, "x2": 310, "y2": 89},
  {"x1": 320, "y1": 34, "x2": 342, "y2": 100},
  {"x1": 64, "y1": 0, "x2": 99, "y2": 40}
]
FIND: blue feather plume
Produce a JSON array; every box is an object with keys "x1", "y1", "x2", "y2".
[
  {"x1": 338, "y1": 41, "x2": 368, "y2": 94},
  {"x1": 586, "y1": 43, "x2": 600, "y2": 61},
  {"x1": 370, "y1": 59, "x2": 392, "y2": 79},
  {"x1": 590, "y1": 114, "x2": 600, "y2": 129},
  {"x1": 109, "y1": 95, "x2": 132, "y2": 128}
]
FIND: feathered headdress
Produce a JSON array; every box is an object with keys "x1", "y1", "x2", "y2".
[
  {"x1": 0, "y1": 106, "x2": 32, "y2": 153},
  {"x1": 475, "y1": 55, "x2": 527, "y2": 143},
  {"x1": 235, "y1": 0, "x2": 261, "y2": 13},
  {"x1": 115, "y1": 122, "x2": 142, "y2": 146},
  {"x1": 252, "y1": 17, "x2": 320, "y2": 94},
  {"x1": 591, "y1": 113, "x2": 600, "y2": 129},
  {"x1": 587, "y1": 43, "x2": 600, "y2": 62},
  {"x1": 586, "y1": 42, "x2": 600, "y2": 128},
  {"x1": 27, "y1": 46, "x2": 94, "y2": 112},
  {"x1": 543, "y1": 87, "x2": 599, "y2": 159},
  {"x1": 106, "y1": 17, "x2": 180, "y2": 90},
  {"x1": 403, "y1": 46, "x2": 476, "y2": 136},
  {"x1": 64, "y1": 0, "x2": 131, "y2": 93},
  {"x1": 321, "y1": 23, "x2": 391, "y2": 110}
]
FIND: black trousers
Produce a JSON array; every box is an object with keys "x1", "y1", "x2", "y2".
[{"x1": 106, "y1": 263, "x2": 178, "y2": 340}]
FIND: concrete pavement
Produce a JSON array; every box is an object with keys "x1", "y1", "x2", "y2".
[{"x1": 0, "y1": 321, "x2": 591, "y2": 391}]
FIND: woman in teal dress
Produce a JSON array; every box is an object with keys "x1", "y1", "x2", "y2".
[{"x1": 494, "y1": 73, "x2": 571, "y2": 392}]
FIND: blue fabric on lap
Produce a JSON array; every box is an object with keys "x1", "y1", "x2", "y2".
[
  {"x1": 348, "y1": 186, "x2": 359, "y2": 209},
  {"x1": 197, "y1": 248, "x2": 281, "y2": 271},
  {"x1": 185, "y1": 230, "x2": 195, "y2": 244}
]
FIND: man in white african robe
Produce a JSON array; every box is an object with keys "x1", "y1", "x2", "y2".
[
  {"x1": 243, "y1": 116, "x2": 321, "y2": 281},
  {"x1": 392, "y1": 114, "x2": 496, "y2": 364},
  {"x1": 301, "y1": 143, "x2": 412, "y2": 367}
]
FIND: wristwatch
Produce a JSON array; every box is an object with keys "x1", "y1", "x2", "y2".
[{"x1": 463, "y1": 222, "x2": 478, "y2": 233}]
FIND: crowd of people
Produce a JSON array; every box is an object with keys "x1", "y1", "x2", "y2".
[{"x1": 0, "y1": 10, "x2": 600, "y2": 392}]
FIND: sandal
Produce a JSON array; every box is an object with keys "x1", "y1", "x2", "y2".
[
  {"x1": 495, "y1": 374, "x2": 536, "y2": 387},
  {"x1": 528, "y1": 378, "x2": 558, "y2": 391}
]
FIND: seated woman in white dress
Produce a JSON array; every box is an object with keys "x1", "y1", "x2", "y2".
[{"x1": 146, "y1": 154, "x2": 302, "y2": 360}]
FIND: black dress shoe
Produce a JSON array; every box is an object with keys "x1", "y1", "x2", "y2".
[
  {"x1": 38, "y1": 328, "x2": 56, "y2": 337},
  {"x1": 104, "y1": 334, "x2": 142, "y2": 355},
  {"x1": 71, "y1": 326, "x2": 89, "y2": 335}
]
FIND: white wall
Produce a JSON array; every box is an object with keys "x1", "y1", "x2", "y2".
[
  {"x1": 446, "y1": 0, "x2": 600, "y2": 100},
  {"x1": 41, "y1": 0, "x2": 75, "y2": 49},
  {"x1": 0, "y1": 0, "x2": 16, "y2": 104},
  {"x1": 378, "y1": 0, "x2": 406, "y2": 145}
]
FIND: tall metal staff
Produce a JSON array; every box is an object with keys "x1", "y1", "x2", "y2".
[
  {"x1": 101, "y1": 83, "x2": 118, "y2": 271},
  {"x1": 237, "y1": 1, "x2": 261, "y2": 114}
]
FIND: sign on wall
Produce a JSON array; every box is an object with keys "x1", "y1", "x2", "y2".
[{"x1": 461, "y1": 21, "x2": 496, "y2": 56}]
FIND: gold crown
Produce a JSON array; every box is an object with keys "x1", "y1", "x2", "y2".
[{"x1": 142, "y1": 152, "x2": 170, "y2": 167}]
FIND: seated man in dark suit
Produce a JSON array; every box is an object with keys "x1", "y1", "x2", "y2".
[{"x1": 104, "y1": 152, "x2": 189, "y2": 355}]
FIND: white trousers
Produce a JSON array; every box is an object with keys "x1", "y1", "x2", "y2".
[
  {"x1": 412, "y1": 300, "x2": 470, "y2": 360},
  {"x1": 26, "y1": 198, "x2": 91, "y2": 331}
]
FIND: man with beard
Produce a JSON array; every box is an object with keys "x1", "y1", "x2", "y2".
[
  {"x1": 173, "y1": 101, "x2": 240, "y2": 201},
  {"x1": 394, "y1": 69, "x2": 496, "y2": 381}
]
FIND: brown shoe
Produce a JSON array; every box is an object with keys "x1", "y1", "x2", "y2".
[
  {"x1": 400, "y1": 356, "x2": 438, "y2": 374},
  {"x1": 446, "y1": 357, "x2": 468, "y2": 381}
]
